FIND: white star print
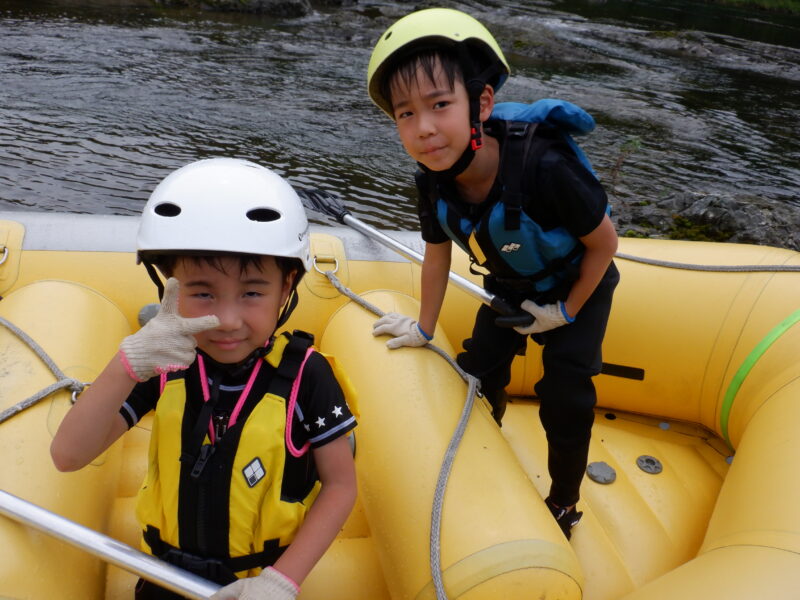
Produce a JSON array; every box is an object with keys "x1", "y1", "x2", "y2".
[
  {"x1": 304, "y1": 423, "x2": 311, "y2": 432},
  {"x1": 332, "y1": 406, "x2": 343, "y2": 418},
  {"x1": 315, "y1": 416, "x2": 326, "y2": 428}
]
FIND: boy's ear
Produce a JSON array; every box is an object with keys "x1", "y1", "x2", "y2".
[
  {"x1": 478, "y1": 84, "x2": 495, "y2": 122},
  {"x1": 281, "y1": 269, "x2": 298, "y2": 302}
]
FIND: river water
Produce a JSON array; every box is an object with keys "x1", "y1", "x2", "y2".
[{"x1": 1, "y1": 0, "x2": 799, "y2": 234}]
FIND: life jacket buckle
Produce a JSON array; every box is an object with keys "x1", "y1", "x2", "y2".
[
  {"x1": 213, "y1": 414, "x2": 229, "y2": 441},
  {"x1": 505, "y1": 121, "x2": 529, "y2": 138},
  {"x1": 162, "y1": 548, "x2": 231, "y2": 582},
  {"x1": 190, "y1": 444, "x2": 215, "y2": 479}
]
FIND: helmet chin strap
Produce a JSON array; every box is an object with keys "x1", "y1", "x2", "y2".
[
  {"x1": 275, "y1": 269, "x2": 306, "y2": 328},
  {"x1": 416, "y1": 77, "x2": 486, "y2": 181},
  {"x1": 276, "y1": 288, "x2": 299, "y2": 328},
  {"x1": 143, "y1": 260, "x2": 166, "y2": 301}
]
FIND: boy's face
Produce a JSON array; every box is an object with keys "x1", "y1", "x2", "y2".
[
  {"x1": 390, "y1": 59, "x2": 472, "y2": 171},
  {"x1": 389, "y1": 58, "x2": 493, "y2": 172},
  {"x1": 172, "y1": 255, "x2": 294, "y2": 364}
]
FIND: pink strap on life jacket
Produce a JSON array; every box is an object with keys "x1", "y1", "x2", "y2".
[
  {"x1": 285, "y1": 346, "x2": 315, "y2": 458},
  {"x1": 158, "y1": 343, "x2": 311, "y2": 454},
  {"x1": 196, "y1": 352, "x2": 263, "y2": 446}
]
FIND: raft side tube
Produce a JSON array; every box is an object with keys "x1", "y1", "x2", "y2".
[
  {"x1": 320, "y1": 290, "x2": 583, "y2": 600},
  {"x1": 0, "y1": 280, "x2": 130, "y2": 600}
]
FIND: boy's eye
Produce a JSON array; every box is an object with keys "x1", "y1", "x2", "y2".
[
  {"x1": 395, "y1": 110, "x2": 412, "y2": 120},
  {"x1": 433, "y1": 100, "x2": 449, "y2": 109},
  {"x1": 192, "y1": 292, "x2": 213, "y2": 299},
  {"x1": 244, "y1": 291, "x2": 264, "y2": 298}
]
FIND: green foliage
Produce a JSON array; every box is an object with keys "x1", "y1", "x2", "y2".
[
  {"x1": 668, "y1": 215, "x2": 733, "y2": 242},
  {"x1": 512, "y1": 39, "x2": 544, "y2": 51},
  {"x1": 648, "y1": 30, "x2": 680, "y2": 38}
]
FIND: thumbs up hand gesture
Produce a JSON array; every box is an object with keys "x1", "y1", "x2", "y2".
[{"x1": 119, "y1": 278, "x2": 220, "y2": 382}]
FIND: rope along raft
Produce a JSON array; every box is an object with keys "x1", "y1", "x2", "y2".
[
  {"x1": 321, "y1": 266, "x2": 476, "y2": 600},
  {"x1": 614, "y1": 252, "x2": 800, "y2": 272},
  {"x1": 0, "y1": 316, "x2": 88, "y2": 425}
]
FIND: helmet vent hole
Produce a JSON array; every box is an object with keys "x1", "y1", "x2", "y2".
[
  {"x1": 154, "y1": 203, "x2": 181, "y2": 217},
  {"x1": 384, "y1": 31, "x2": 392, "y2": 40},
  {"x1": 247, "y1": 208, "x2": 281, "y2": 222}
]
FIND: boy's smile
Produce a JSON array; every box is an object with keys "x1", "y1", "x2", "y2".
[{"x1": 172, "y1": 255, "x2": 293, "y2": 364}]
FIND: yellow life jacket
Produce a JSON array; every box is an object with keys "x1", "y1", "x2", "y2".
[{"x1": 135, "y1": 331, "x2": 357, "y2": 580}]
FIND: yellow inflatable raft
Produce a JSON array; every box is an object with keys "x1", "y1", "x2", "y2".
[{"x1": 0, "y1": 211, "x2": 799, "y2": 599}]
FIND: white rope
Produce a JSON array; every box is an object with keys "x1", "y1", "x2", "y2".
[
  {"x1": 322, "y1": 270, "x2": 476, "y2": 600},
  {"x1": 0, "y1": 316, "x2": 87, "y2": 424},
  {"x1": 615, "y1": 252, "x2": 800, "y2": 272}
]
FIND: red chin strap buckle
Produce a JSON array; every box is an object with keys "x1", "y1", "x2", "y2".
[{"x1": 470, "y1": 125, "x2": 483, "y2": 151}]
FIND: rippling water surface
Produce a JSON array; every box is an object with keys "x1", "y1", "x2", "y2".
[{"x1": 1, "y1": 0, "x2": 799, "y2": 229}]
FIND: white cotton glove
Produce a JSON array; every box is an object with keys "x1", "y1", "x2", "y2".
[
  {"x1": 118, "y1": 277, "x2": 220, "y2": 382},
  {"x1": 513, "y1": 300, "x2": 574, "y2": 335},
  {"x1": 210, "y1": 567, "x2": 299, "y2": 600},
  {"x1": 372, "y1": 312, "x2": 430, "y2": 349}
]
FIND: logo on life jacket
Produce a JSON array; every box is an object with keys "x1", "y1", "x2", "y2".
[
  {"x1": 243, "y1": 457, "x2": 266, "y2": 488},
  {"x1": 500, "y1": 242, "x2": 521, "y2": 253}
]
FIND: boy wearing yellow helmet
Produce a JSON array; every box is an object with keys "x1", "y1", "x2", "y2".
[
  {"x1": 51, "y1": 158, "x2": 357, "y2": 599},
  {"x1": 368, "y1": 8, "x2": 619, "y2": 540}
]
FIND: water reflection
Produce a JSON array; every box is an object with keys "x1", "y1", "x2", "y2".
[{"x1": 0, "y1": 0, "x2": 798, "y2": 233}]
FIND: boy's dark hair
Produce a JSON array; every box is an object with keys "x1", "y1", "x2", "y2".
[
  {"x1": 380, "y1": 46, "x2": 463, "y2": 113},
  {"x1": 379, "y1": 40, "x2": 501, "y2": 113},
  {"x1": 153, "y1": 253, "x2": 304, "y2": 282}
]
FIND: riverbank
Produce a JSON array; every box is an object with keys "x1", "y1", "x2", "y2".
[
  {"x1": 611, "y1": 190, "x2": 800, "y2": 250},
  {"x1": 714, "y1": 0, "x2": 800, "y2": 14}
]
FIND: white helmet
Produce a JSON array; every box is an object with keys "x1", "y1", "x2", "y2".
[{"x1": 137, "y1": 157, "x2": 311, "y2": 272}]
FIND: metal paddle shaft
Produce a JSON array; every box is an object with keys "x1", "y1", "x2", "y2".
[
  {"x1": 297, "y1": 188, "x2": 533, "y2": 328},
  {"x1": 0, "y1": 489, "x2": 221, "y2": 599}
]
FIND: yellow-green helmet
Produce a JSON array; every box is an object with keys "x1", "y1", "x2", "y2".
[{"x1": 367, "y1": 8, "x2": 510, "y2": 119}]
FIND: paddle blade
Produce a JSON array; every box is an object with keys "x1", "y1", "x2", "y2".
[{"x1": 295, "y1": 187, "x2": 350, "y2": 222}]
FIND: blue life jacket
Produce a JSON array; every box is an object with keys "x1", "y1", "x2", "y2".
[{"x1": 420, "y1": 99, "x2": 600, "y2": 294}]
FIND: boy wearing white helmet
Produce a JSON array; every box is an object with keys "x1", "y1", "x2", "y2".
[
  {"x1": 51, "y1": 158, "x2": 357, "y2": 599},
  {"x1": 368, "y1": 8, "x2": 619, "y2": 540}
]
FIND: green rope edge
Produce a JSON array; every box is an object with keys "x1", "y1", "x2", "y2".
[{"x1": 720, "y1": 308, "x2": 800, "y2": 450}]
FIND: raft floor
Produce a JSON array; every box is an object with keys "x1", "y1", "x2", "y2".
[{"x1": 502, "y1": 398, "x2": 730, "y2": 600}]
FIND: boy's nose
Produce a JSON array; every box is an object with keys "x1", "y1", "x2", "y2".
[
  {"x1": 214, "y1": 304, "x2": 242, "y2": 330},
  {"x1": 416, "y1": 112, "x2": 436, "y2": 137}
]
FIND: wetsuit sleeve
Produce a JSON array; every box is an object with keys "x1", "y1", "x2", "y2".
[
  {"x1": 292, "y1": 352, "x2": 356, "y2": 449},
  {"x1": 119, "y1": 377, "x2": 160, "y2": 428},
  {"x1": 416, "y1": 172, "x2": 450, "y2": 244},
  {"x1": 535, "y1": 144, "x2": 609, "y2": 238}
]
